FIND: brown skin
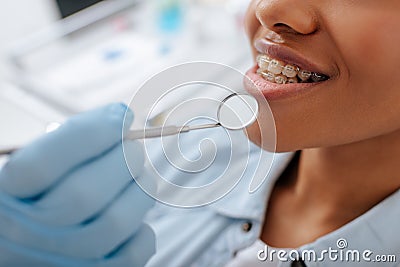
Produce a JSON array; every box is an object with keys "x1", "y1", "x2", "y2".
[{"x1": 244, "y1": 0, "x2": 400, "y2": 248}]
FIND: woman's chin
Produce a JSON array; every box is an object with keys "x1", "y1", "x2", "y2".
[
  {"x1": 245, "y1": 121, "x2": 278, "y2": 152},
  {"x1": 245, "y1": 121, "x2": 304, "y2": 153}
]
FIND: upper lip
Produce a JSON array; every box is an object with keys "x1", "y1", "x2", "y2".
[{"x1": 254, "y1": 38, "x2": 329, "y2": 76}]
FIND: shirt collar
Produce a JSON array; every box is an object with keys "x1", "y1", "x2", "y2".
[
  {"x1": 210, "y1": 147, "x2": 295, "y2": 221},
  {"x1": 299, "y1": 189, "x2": 400, "y2": 266}
]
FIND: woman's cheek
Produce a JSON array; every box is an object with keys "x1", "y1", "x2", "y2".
[{"x1": 337, "y1": 10, "x2": 400, "y2": 82}]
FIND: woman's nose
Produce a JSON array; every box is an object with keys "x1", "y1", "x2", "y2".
[{"x1": 255, "y1": 0, "x2": 318, "y2": 35}]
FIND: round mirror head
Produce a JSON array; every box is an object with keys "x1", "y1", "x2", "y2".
[{"x1": 217, "y1": 93, "x2": 259, "y2": 130}]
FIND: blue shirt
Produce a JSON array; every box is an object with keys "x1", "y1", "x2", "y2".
[{"x1": 144, "y1": 127, "x2": 400, "y2": 267}]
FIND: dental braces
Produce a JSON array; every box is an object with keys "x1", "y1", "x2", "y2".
[{"x1": 256, "y1": 54, "x2": 329, "y2": 84}]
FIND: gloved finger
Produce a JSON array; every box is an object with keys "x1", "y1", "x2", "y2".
[
  {"x1": 99, "y1": 224, "x2": 156, "y2": 267},
  {"x1": 0, "y1": 225, "x2": 155, "y2": 267},
  {"x1": 0, "y1": 236, "x2": 79, "y2": 267},
  {"x1": 0, "y1": 103, "x2": 133, "y2": 199},
  {"x1": 27, "y1": 141, "x2": 143, "y2": 226},
  {"x1": 60, "y1": 182, "x2": 155, "y2": 259},
  {"x1": 0, "y1": 181, "x2": 155, "y2": 260}
]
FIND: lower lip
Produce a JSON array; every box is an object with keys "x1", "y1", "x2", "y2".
[{"x1": 244, "y1": 65, "x2": 326, "y2": 101}]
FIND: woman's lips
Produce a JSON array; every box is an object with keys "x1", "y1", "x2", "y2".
[
  {"x1": 244, "y1": 38, "x2": 332, "y2": 101},
  {"x1": 245, "y1": 65, "x2": 328, "y2": 101}
]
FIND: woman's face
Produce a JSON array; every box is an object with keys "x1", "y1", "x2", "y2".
[{"x1": 244, "y1": 0, "x2": 400, "y2": 152}]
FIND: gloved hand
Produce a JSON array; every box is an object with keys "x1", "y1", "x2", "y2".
[{"x1": 0, "y1": 103, "x2": 156, "y2": 267}]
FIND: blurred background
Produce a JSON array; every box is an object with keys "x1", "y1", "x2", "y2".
[{"x1": 0, "y1": 0, "x2": 252, "y2": 159}]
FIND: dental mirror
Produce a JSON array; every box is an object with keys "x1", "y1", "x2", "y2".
[
  {"x1": 125, "y1": 92, "x2": 259, "y2": 140},
  {"x1": 217, "y1": 93, "x2": 258, "y2": 130},
  {"x1": 0, "y1": 93, "x2": 259, "y2": 155}
]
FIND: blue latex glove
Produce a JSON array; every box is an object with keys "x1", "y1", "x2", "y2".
[{"x1": 0, "y1": 103, "x2": 156, "y2": 267}]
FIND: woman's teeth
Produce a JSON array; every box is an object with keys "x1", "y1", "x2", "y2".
[{"x1": 256, "y1": 54, "x2": 329, "y2": 84}]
